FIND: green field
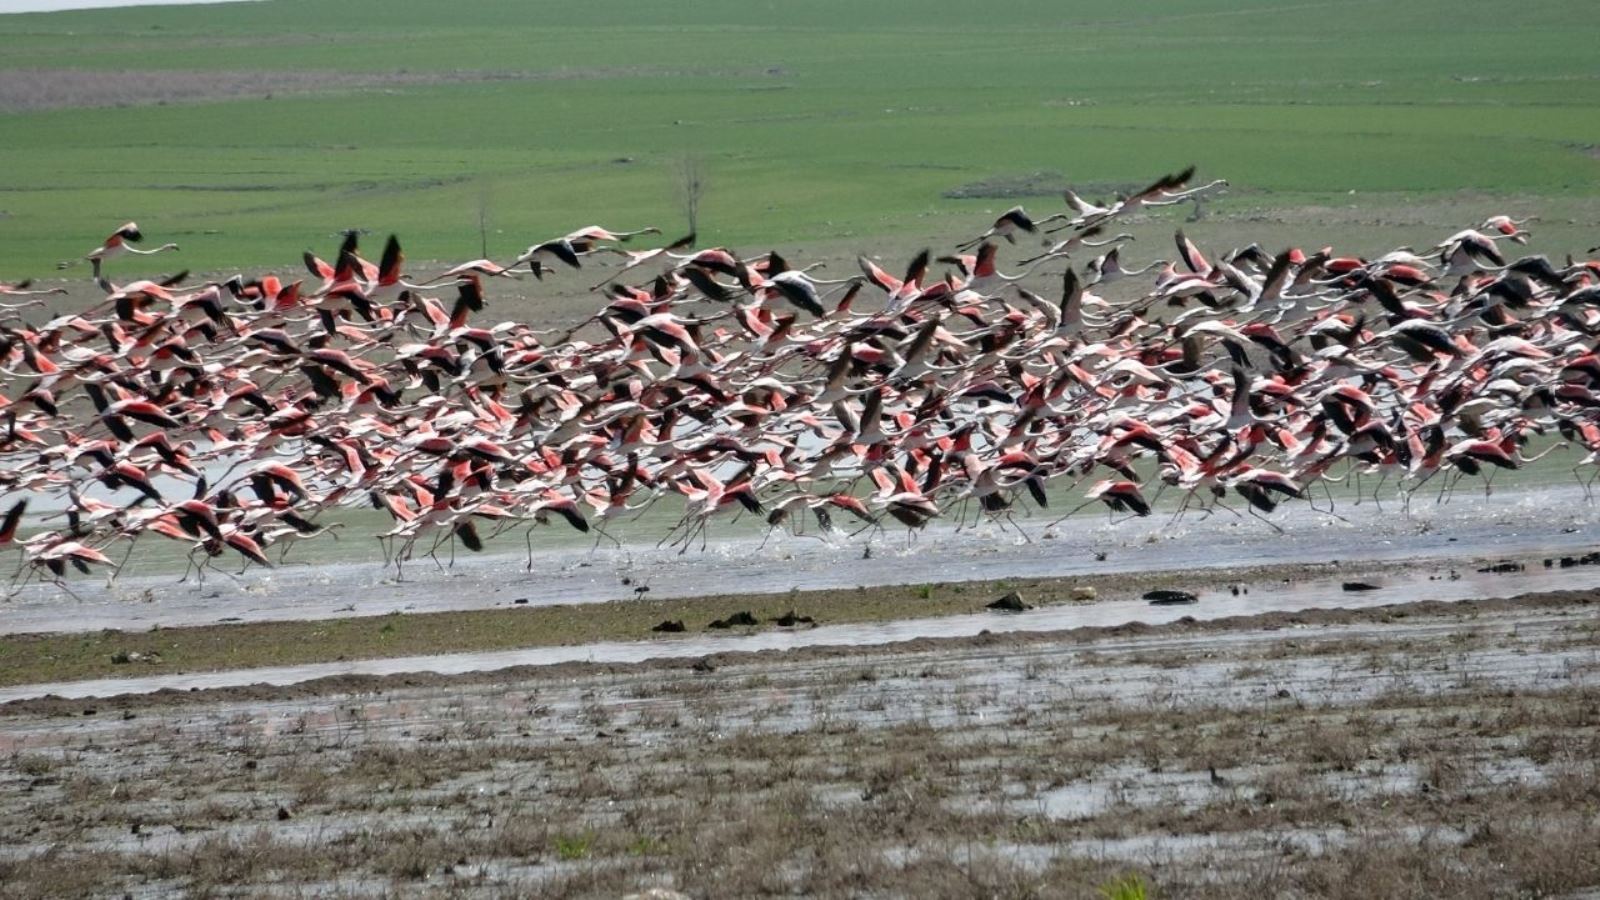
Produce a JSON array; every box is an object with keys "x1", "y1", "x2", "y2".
[{"x1": 1, "y1": 0, "x2": 1598, "y2": 278}]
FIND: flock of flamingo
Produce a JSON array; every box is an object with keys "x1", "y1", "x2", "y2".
[{"x1": 2, "y1": 165, "x2": 1598, "y2": 594}]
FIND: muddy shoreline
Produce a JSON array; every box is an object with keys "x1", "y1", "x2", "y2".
[
  {"x1": 6, "y1": 584, "x2": 1594, "y2": 716},
  {"x1": 4, "y1": 546, "x2": 1596, "y2": 700}
]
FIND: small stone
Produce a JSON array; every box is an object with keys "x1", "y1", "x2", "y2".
[
  {"x1": 1143, "y1": 589, "x2": 1197, "y2": 605},
  {"x1": 1069, "y1": 586, "x2": 1097, "y2": 602},
  {"x1": 276, "y1": 805, "x2": 293, "y2": 821},
  {"x1": 651, "y1": 619, "x2": 686, "y2": 633},
  {"x1": 1342, "y1": 582, "x2": 1381, "y2": 592}
]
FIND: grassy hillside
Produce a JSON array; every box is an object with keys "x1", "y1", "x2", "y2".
[{"x1": 1, "y1": 0, "x2": 1596, "y2": 277}]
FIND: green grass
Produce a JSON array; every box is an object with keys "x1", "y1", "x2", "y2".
[
  {"x1": 553, "y1": 833, "x2": 593, "y2": 862},
  {"x1": 1, "y1": 0, "x2": 1597, "y2": 278},
  {"x1": 1099, "y1": 873, "x2": 1152, "y2": 900}
]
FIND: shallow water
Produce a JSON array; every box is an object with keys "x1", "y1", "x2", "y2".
[
  {"x1": 5, "y1": 481, "x2": 1597, "y2": 635},
  {"x1": 3, "y1": 559, "x2": 1595, "y2": 702}
]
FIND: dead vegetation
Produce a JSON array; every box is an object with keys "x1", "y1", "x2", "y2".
[{"x1": 1, "y1": 596, "x2": 1598, "y2": 898}]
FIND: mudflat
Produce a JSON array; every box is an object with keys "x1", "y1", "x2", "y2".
[{"x1": 3, "y1": 589, "x2": 1596, "y2": 898}]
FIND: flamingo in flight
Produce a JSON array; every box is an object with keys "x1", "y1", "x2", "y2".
[{"x1": 7, "y1": 167, "x2": 1599, "y2": 594}]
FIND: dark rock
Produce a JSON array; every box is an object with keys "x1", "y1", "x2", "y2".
[
  {"x1": 512, "y1": 598, "x2": 528, "y2": 605},
  {"x1": 1476, "y1": 561, "x2": 1523, "y2": 574},
  {"x1": 774, "y1": 610, "x2": 815, "y2": 627},
  {"x1": 1144, "y1": 589, "x2": 1197, "y2": 605},
  {"x1": 276, "y1": 805, "x2": 293, "y2": 821},
  {"x1": 987, "y1": 591, "x2": 1031, "y2": 612},
  {"x1": 651, "y1": 619, "x2": 686, "y2": 633},
  {"x1": 707, "y1": 611, "x2": 758, "y2": 629},
  {"x1": 1342, "y1": 582, "x2": 1381, "y2": 592}
]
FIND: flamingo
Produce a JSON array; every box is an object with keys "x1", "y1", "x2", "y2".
[
  {"x1": 8, "y1": 165, "x2": 1600, "y2": 603},
  {"x1": 62, "y1": 222, "x2": 179, "y2": 277}
]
